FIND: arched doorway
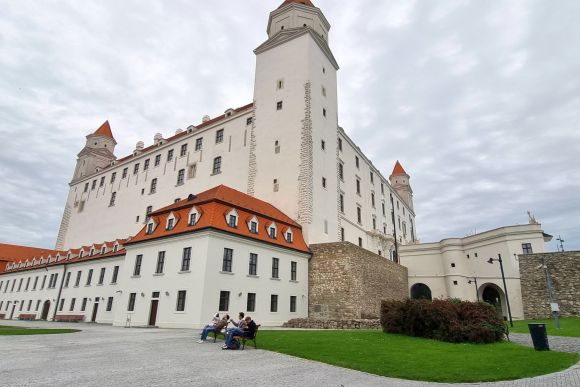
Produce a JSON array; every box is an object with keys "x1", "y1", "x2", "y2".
[
  {"x1": 410, "y1": 283, "x2": 432, "y2": 300},
  {"x1": 481, "y1": 284, "x2": 505, "y2": 318},
  {"x1": 40, "y1": 300, "x2": 51, "y2": 320}
]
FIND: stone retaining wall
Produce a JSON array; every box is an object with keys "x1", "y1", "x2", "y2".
[
  {"x1": 519, "y1": 251, "x2": 580, "y2": 319},
  {"x1": 308, "y1": 242, "x2": 408, "y2": 320},
  {"x1": 283, "y1": 318, "x2": 381, "y2": 329}
]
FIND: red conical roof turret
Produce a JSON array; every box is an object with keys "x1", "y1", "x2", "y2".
[
  {"x1": 93, "y1": 120, "x2": 114, "y2": 139},
  {"x1": 391, "y1": 160, "x2": 408, "y2": 176}
]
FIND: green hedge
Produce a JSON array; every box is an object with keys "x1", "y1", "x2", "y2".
[{"x1": 380, "y1": 299, "x2": 506, "y2": 343}]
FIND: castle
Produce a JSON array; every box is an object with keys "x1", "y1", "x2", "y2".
[{"x1": 0, "y1": 0, "x2": 552, "y2": 327}]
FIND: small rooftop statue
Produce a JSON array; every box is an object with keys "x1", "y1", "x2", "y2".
[{"x1": 527, "y1": 211, "x2": 539, "y2": 225}]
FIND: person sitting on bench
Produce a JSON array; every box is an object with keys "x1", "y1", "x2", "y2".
[
  {"x1": 223, "y1": 316, "x2": 256, "y2": 349},
  {"x1": 197, "y1": 314, "x2": 229, "y2": 343}
]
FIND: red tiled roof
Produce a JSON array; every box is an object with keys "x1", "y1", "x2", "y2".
[
  {"x1": 130, "y1": 185, "x2": 309, "y2": 253},
  {"x1": 391, "y1": 160, "x2": 408, "y2": 176},
  {"x1": 279, "y1": 0, "x2": 315, "y2": 8},
  {"x1": 0, "y1": 244, "x2": 62, "y2": 263},
  {"x1": 93, "y1": 120, "x2": 114, "y2": 139}
]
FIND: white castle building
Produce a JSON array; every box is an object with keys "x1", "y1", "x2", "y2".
[{"x1": 0, "y1": 0, "x2": 552, "y2": 327}]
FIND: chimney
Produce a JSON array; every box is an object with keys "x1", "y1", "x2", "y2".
[
  {"x1": 135, "y1": 141, "x2": 144, "y2": 151},
  {"x1": 154, "y1": 133, "x2": 163, "y2": 145},
  {"x1": 202, "y1": 115, "x2": 210, "y2": 123}
]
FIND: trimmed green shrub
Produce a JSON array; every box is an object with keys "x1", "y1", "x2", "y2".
[{"x1": 380, "y1": 299, "x2": 505, "y2": 343}]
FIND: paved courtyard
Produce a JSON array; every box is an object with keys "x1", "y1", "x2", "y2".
[{"x1": 0, "y1": 321, "x2": 578, "y2": 387}]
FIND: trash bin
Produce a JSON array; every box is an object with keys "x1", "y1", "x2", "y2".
[{"x1": 528, "y1": 323, "x2": 549, "y2": 351}]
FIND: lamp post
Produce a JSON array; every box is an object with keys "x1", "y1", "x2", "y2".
[
  {"x1": 541, "y1": 257, "x2": 561, "y2": 329},
  {"x1": 487, "y1": 254, "x2": 513, "y2": 327},
  {"x1": 467, "y1": 277, "x2": 479, "y2": 301}
]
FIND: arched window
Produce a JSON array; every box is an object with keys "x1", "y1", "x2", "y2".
[{"x1": 410, "y1": 283, "x2": 432, "y2": 300}]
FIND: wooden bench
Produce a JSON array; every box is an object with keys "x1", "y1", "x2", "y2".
[
  {"x1": 210, "y1": 328, "x2": 228, "y2": 342},
  {"x1": 55, "y1": 314, "x2": 85, "y2": 322},
  {"x1": 233, "y1": 324, "x2": 260, "y2": 350},
  {"x1": 18, "y1": 314, "x2": 36, "y2": 321}
]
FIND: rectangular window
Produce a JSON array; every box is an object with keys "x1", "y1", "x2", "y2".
[
  {"x1": 355, "y1": 156, "x2": 360, "y2": 168},
  {"x1": 177, "y1": 169, "x2": 185, "y2": 185},
  {"x1": 176, "y1": 290, "x2": 187, "y2": 312},
  {"x1": 246, "y1": 117, "x2": 253, "y2": 125},
  {"x1": 150, "y1": 178, "x2": 157, "y2": 194},
  {"x1": 58, "y1": 298, "x2": 65, "y2": 312},
  {"x1": 356, "y1": 179, "x2": 361, "y2": 194},
  {"x1": 371, "y1": 193, "x2": 375, "y2": 207},
  {"x1": 144, "y1": 159, "x2": 150, "y2": 171},
  {"x1": 167, "y1": 149, "x2": 174, "y2": 162},
  {"x1": 33, "y1": 276, "x2": 38, "y2": 290},
  {"x1": 290, "y1": 296, "x2": 297, "y2": 313},
  {"x1": 195, "y1": 137, "x2": 203, "y2": 151},
  {"x1": 18, "y1": 278, "x2": 23, "y2": 291},
  {"x1": 98, "y1": 268, "x2": 106, "y2": 285},
  {"x1": 133, "y1": 163, "x2": 139, "y2": 175},
  {"x1": 247, "y1": 293, "x2": 256, "y2": 312},
  {"x1": 111, "y1": 172, "x2": 116, "y2": 183},
  {"x1": 357, "y1": 207, "x2": 362, "y2": 224},
  {"x1": 91, "y1": 180, "x2": 96, "y2": 190},
  {"x1": 249, "y1": 253, "x2": 258, "y2": 276},
  {"x1": 370, "y1": 172, "x2": 374, "y2": 183},
  {"x1": 219, "y1": 291, "x2": 230, "y2": 312},
  {"x1": 338, "y1": 163, "x2": 344, "y2": 180},
  {"x1": 27, "y1": 299, "x2": 32, "y2": 311},
  {"x1": 84, "y1": 182, "x2": 89, "y2": 192},
  {"x1": 270, "y1": 295, "x2": 278, "y2": 312},
  {"x1": 286, "y1": 231, "x2": 292, "y2": 243},
  {"x1": 291, "y1": 261, "x2": 297, "y2": 281},
  {"x1": 269, "y1": 227, "x2": 276, "y2": 239},
  {"x1": 109, "y1": 192, "x2": 116, "y2": 206},
  {"x1": 41, "y1": 275, "x2": 46, "y2": 290},
  {"x1": 323, "y1": 108, "x2": 327, "y2": 117},
  {"x1": 111, "y1": 266, "x2": 119, "y2": 283},
  {"x1": 25, "y1": 277, "x2": 30, "y2": 291},
  {"x1": 358, "y1": 237, "x2": 363, "y2": 247},
  {"x1": 122, "y1": 168, "x2": 128, "y2": 179},
  {"x1": 75, "y1": 271, "x2": 81, "y2": 287},
  {"x1": 340, "y1": 194, "x2": 344, "y2": 212},
  {"x1": 322, "y1": 177, "x2": 326, "y2": 188},
  {"x1": 189, "y1": 213, "x2": 197, "y2": 225},
  {"x1": 134, "y1": 255, "x2": 143, "y2": 276},
  {"x1": 81, "y1": 298, "x2": 88, "y2": 311},
  {"x1": 106, "y1": 297, "x2": 113, "y2": 312},
  {"x1": 99, "y1": 176, "x2": 105, "y2": 187},
  {"x1": 128, "y1": 293, "x2": 136, "y2": 312},
  {"x1": 156, "y1": 251, "x2": 165, "y2": 274},
  {"x1": 338, "y1": 138, "x2": 342, "y2": 151},
  {"x1": 154, "y1": 154, "x2": 161, "y2": 166},
  {"x1": 212, "y1": 157, "x2": 222, "y2": 174},
  {"x1": 181, "y1": 247, "x2": 191, "y2": 271},
  {"x1": 321, "y1": 140, "x2": 326, "y2": 150},
  {"x1": 272, "y1": 257, "x2": 279, "y2": 279},
  {"x1": 382, "y1": 202, "x2": 386, "y2": 216},
  {"x1": 35, "y1": 300, "x2": 40, "y2": 311},
  {"x1": 69, "y1": 298, "x2": 76, "y2": 312},
  {"x1": 228, "y1": 215, "x2": 236, "y2": 227},
  {"x1": 276, "y1": 101, "x2": 283, "y2": 110},
  {"x1": 222, "y1": 248, "x2": 233, "y2": 272},
  {"x1": 180, "y1": 143, "x2": 187, "y2": 157},
  {"x1": 86, "y1": 269, "x2": 93, "y2": 286},
  {"x1": 216, "y1": 129, "x2": 224, "y2": 144},
  {"x1": 522, "y1": 243, "x2": 533, "y2": 254},
  {"x1": 250, "y1": 221, "x2": 258, "y2": 234},
  {"x1": 64, "y1": 272, "x2": 71, "y2": 288}
]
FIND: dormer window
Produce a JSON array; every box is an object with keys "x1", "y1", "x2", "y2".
[
  {"x1": 225, "y1": 209, "x2": 238, "y2": 228},
  {"x1": 101, "y1": 246, "x2": 106, "y2": 254},
  {"x1": 250, "y1": 221, "x2": 258, "y2": 234},
  {"x1": 228, "y1": 215, "x2": 237, "y2": 228},
  {"x1": 286, "y1": 230, "x2": 293, "y2": 243},
  {"x1": 189, "y1": 213, "x2": 197, "y2": 226},
  {"x1": 146, "y1": 222, "x2": 155, "y2": 234},
  {"x1": 167, "y1": 218, "x2": 175, "y2": 230},
  {"x1": 67, "y1": 252, "x2": 71, "y2": 260},
  {"x1": 90, "y1": 248, "x2": 95, "y2": 256},
  {"x1": 113, "y1": 244, "x2": 118, "y2": 252},
  {"x1": 268, "y1": 225, "x2": 277, "y2": 239},
  {"x1": 79, "y1": 251, "x2": 84, "y2": 258}
]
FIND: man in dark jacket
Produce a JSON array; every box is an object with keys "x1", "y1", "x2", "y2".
[{"x1": 223, "y1": 316, "x2": 257, "y2": 349}]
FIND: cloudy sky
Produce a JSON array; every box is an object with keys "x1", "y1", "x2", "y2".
[{"x1": 0, "y1": 0, "x2": 578, "y2": 252}]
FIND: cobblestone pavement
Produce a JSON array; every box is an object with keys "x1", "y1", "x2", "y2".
[
  {"x1": 0, "y1": 321, "x2": 578, "y2": 387},
  {"x1": 509, "y1": 332, "x2": 580, "y2": 354}
]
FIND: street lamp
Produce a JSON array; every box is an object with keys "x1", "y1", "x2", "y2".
[
  {"x1": 487, "y1": 254, "x2": 513, "y2": 327},
  {"x1": 467, "y1": 277, "x2": 479, "y2": 301},
  {"x1": 539, "y1": 257, "x2": 561, "y2": 329}
]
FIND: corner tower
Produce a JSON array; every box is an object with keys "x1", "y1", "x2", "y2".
[
  {"x1": 389, "y1": 161, "x2": 414, "y2": 212},
  {"x1": 249, "y1": 0, "x2": 339, "y2": 244},
  {"x1": 72, "y1": 121, "x2": 117, "y2": 182}
]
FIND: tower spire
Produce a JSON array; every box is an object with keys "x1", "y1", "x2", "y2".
[
  {"x1": 93, "y1": 120, "x2": 115, "y2": 140},
  {"x1": 278, "y1": 0, "x2": 315, "y2": 8}
]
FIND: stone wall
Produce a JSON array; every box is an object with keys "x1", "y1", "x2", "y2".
[
  {"x1": 283, "y1": 318, "x2": 380, "y2": 329},
  {"x1": 309, "y1": 242, "x2": 408, "y2": 320},
  {"x1": 519, "y1": 251, "x2": 580, "y2": 319}
]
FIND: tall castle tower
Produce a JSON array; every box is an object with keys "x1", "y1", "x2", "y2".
[
  {"x1": 389, "y1": 161, "x2": 414, "y2": 212},
  {"x1": 249, "y1": 0, "x2": 340, "y2": 244},
  {"x1": 72, "y1": 121, "x2": 117, "y2": 181}
]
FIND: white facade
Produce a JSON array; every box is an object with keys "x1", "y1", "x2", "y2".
[
  {"x1": 400, "y1": 224, "x2": 550, "y2": 320},
  {"x1": 55, "y1": 0, "x2": 416, "y2": 260}
]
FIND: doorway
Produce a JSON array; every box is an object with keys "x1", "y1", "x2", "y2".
[
  {"x1": 91, "y1": 302, "x2": 99, "y2": 322},
  {"x1": 148, "y1": 300, "x2": 159, "y2": 326},
  {"x1": 482, "y1": 285, "x2": 505, "y2": 318},
  {"x1": 40, "y1": 300, "x2": 51, "y2": 320}
]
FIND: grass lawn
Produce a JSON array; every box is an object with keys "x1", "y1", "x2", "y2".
[
  {"x1": 511, "y1": 317, "x2": 580, "y2": 338},
  {"x1": 0, "y1": 324, "x2": 80, "y2": 336},
  {"x1": 258, "y1": 330, "x2": 579, "y2": 383}
]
